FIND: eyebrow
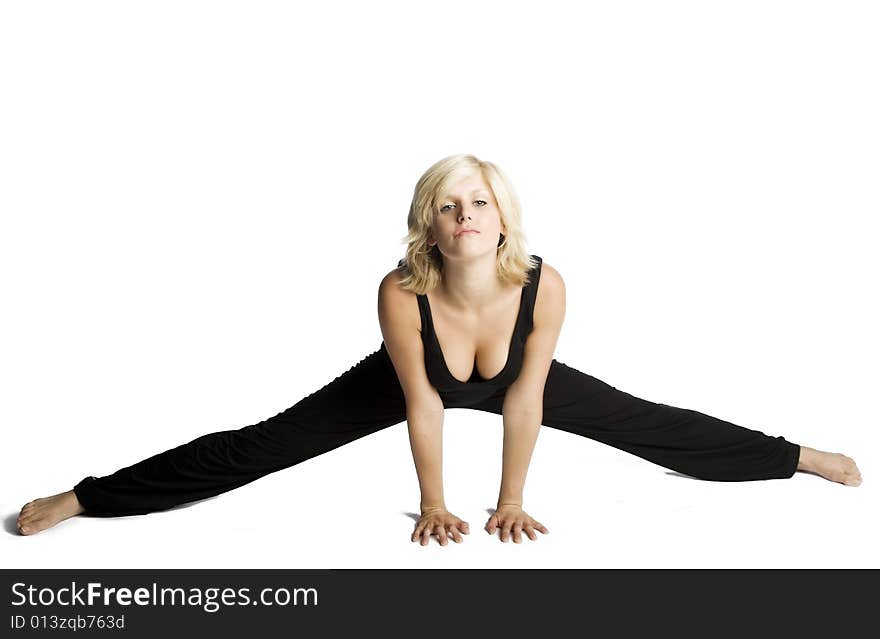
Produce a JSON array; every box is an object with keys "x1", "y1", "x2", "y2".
[{"x1": 440, "y1": 189, "x2": 490, "y2": 200}]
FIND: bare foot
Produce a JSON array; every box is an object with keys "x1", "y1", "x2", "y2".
[
  {"x1": 797, "y1": 446, "x2": 862, "y2": 486},
  {"x1": 18, "y1": 490, "x2": 86, "y2": 535}
]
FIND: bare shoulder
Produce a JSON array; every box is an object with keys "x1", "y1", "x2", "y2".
[
  {"x1": 378, "y1": 266, "x2": 420, "y2": 329},
  {"x1": 537, "y1": 261, "x2": 565, "y2": 295},
  {"x1": 534, "y1": 261, "x2": 566, "y2": 323},
  {"x1": 378, "y1": 266, "x2": 413, "y2": 300}
]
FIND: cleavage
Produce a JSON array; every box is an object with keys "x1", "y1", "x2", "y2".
[{"x1": 426, "y1": 289, "x2": 520, "y2": 383}]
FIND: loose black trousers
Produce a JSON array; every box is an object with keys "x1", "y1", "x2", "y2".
[{"x1": 73, "y1": 348, "x2": 801, "y2": 517}]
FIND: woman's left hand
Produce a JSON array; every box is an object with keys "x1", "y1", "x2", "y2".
[{"x1": 485, "y1": 504, "x2": 549, "y2": 543}]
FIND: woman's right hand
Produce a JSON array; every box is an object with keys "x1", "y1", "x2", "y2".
[{"x1": 412, "y1": 507, "x2": 470, "y2": 546}]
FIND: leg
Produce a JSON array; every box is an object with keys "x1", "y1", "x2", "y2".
[
  {"x1": 470, "y1": 360, "x2": 800, "y2": 481},
  {"x1": 72, "y1": 347, "x2": 407, "y2": 516}
]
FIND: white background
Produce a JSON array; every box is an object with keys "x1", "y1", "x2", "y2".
[{"x1": 1, "y1": 0, "x2": 877, "y2": 568}]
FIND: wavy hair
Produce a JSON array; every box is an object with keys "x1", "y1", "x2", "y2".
[{"x1": 397, "y1": 154, "x2": 538, "y2": 295}]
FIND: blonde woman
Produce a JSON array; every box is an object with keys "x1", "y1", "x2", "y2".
[{"x1": 18, "y1": 154, "x2": 862, "y2": 544}]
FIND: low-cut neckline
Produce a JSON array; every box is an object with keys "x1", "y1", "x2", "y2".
[{"x1": 422, "y1": 284, "x2": 527, "y2": 385}]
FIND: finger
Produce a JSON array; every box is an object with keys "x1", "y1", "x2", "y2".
[
  {"x1": 449, "y1": 525, "x2": 464, "y2": 543},
  {"x1": 458, "y1": 520, "x2": 470, "y2": 534},
  {"x1": 523, "y1": 524, "x2": 538, "y2": 541},
  {"x1": 413, "y1": 519, "x2": 428, "y2": 541},
  {"x1": 413, "y1": 520, "x2": 431, "y2": 542},
  {"x1": 501, "y1": 521, "x2": 513, "y2": 542},
  {"x1": 533, "y1": 521, "x2": 549, "y2": 534},
  {"x1": 485, "y1": 515, "x2": 497, "y2": 534},
  {"x1": 512, "y1": 523, "x2": 523, "y2": 544},
  {"x1": 437, "y1": 525, "x2": 449, "y2": 546},
  {"x1": 421, "y1": 525, "x2": 433, "y2": 546}
]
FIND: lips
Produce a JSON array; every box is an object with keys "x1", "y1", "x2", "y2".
[{"x1": 455, "y1": 230, "x2": 480, "y2": 237}]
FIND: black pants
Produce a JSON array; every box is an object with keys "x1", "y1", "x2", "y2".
[{"x1": 73, "y1": 347, "x2": 801, "y2": 517}]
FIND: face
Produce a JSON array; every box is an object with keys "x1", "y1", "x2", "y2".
[{"x1": 427, "y1": 173, "x2": 506, "y2": 259}]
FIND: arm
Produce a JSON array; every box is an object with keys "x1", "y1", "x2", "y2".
[
  {"x1": 406, "y1": 407, "x2": 446, "y2": 512},
  {"x1": 496, "y1": 264, "x2": 566, "y2": 512},
  {"x1": 377, "y1": 269, "x2": 474, "y2": 548},
  {"x1": 377, "y1": 269, "x2": 447, "y2": 512}
]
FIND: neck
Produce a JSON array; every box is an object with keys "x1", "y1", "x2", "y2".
[{"x1": 438, "y1": 252, "x2": 504, "y2": 312}]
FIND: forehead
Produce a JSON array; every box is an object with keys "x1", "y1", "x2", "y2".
[{"x1": 439, "y1": 174, "x2": 492, "y2": 200}]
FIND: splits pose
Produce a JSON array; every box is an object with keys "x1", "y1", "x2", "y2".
[{"x1": 18, "y1": 154, "x2": 861, "y2": 544}]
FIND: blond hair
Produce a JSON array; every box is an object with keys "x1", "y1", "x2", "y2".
[{"x1": 397, "y1": 154, "x2": 538, "y2": 295}]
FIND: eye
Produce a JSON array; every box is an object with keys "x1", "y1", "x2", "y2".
[{"x1": 439, "y1": 200, "x2": 487, "y2": 212}]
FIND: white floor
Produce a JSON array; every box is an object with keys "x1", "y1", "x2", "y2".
[{"x1": 3, "y1": 404, "x2": 875, "y2": 569}]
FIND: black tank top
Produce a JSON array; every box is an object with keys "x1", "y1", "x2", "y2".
[{"x1": 389, "y1": 255, "x2": 543, "y2": 407}]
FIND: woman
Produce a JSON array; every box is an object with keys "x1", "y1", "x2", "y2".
[{"x1": 18, "y1": 154, "x2": 862, "y2": 544}]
